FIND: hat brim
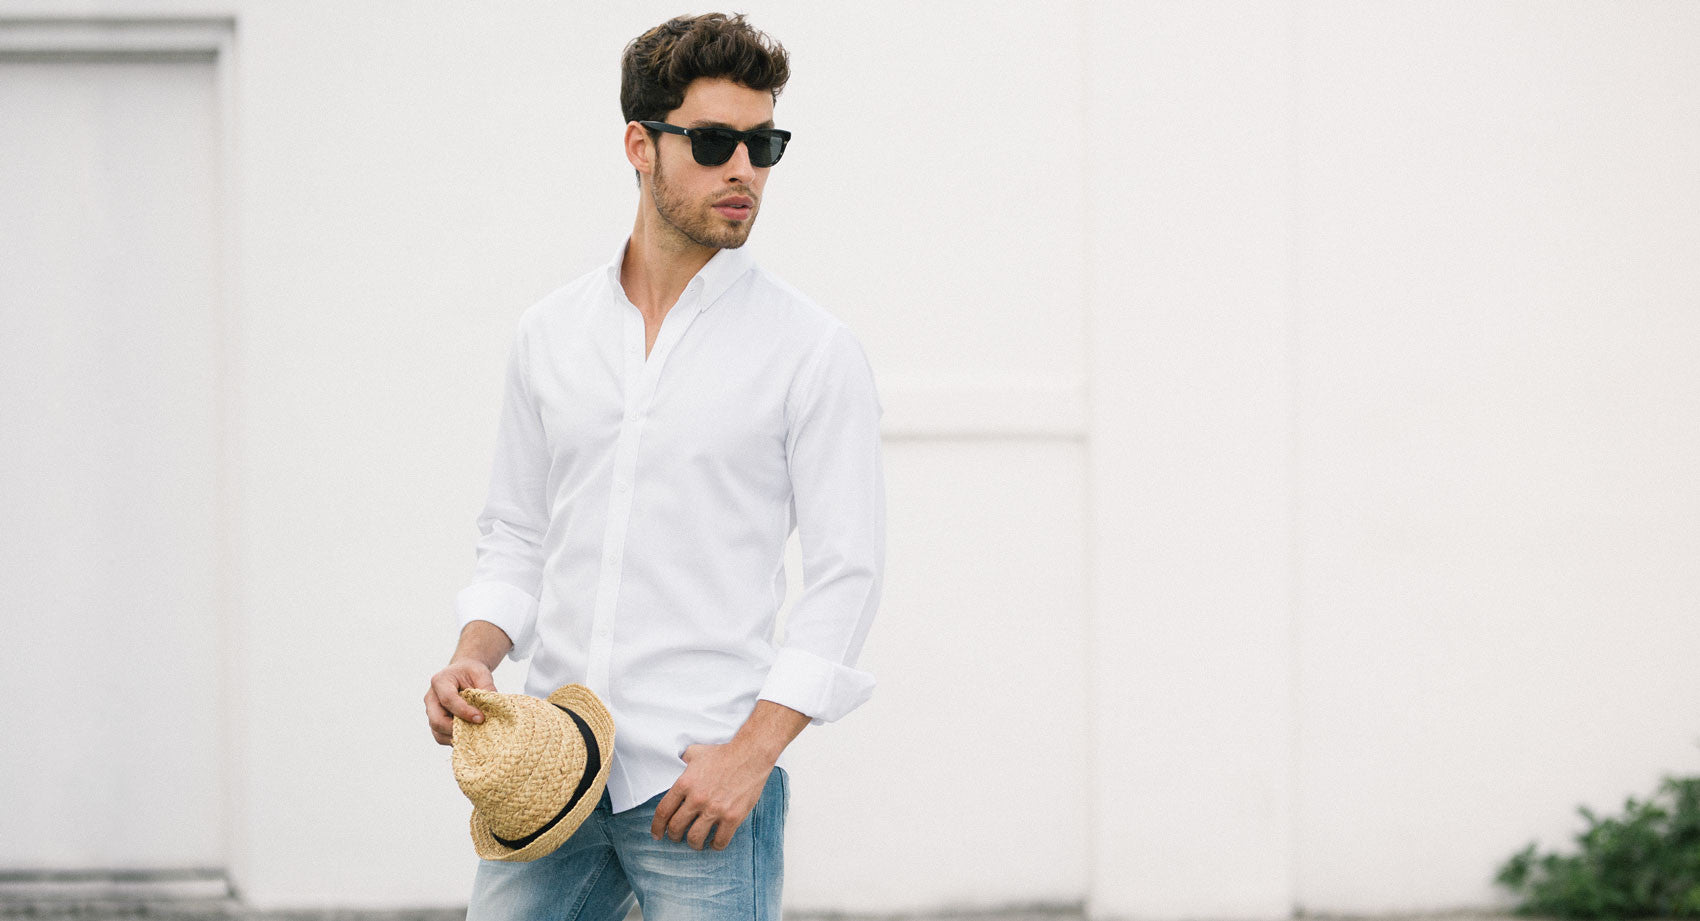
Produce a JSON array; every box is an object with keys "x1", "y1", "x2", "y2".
[{"x1": 468, "y1": 684, "x2": 616, "y2": 862}]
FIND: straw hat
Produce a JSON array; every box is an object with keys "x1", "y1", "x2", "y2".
[{"x1": 450, "y1": 683, "x2": 615, "y2": 862}]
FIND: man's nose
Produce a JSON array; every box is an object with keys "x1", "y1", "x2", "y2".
[{"x1": 722, "y1": 139, "x2": 756, "y2": 181}]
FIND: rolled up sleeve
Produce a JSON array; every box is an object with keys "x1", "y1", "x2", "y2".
[
  {"x1": 760, "y1": 324, "x2": 886, "y2": 725},
  {"x1": 454, "y1": 324, "x2": 549, "y2": 662}
]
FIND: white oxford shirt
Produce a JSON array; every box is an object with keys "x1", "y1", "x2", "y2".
[{"x1": 455, "y1": 240, "x2": 885, "y2": 813}]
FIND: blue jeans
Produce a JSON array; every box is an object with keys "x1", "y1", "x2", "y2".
[{"x1": 466, "y1": 766, "x2": 788, "y2": 921}]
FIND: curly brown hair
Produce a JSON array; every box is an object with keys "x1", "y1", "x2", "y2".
[{"x1": 620, "y1": 13, "x2": 791, "y2": 125}]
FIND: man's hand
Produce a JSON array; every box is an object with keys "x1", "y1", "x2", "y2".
[
  {"x1": 650, "y1": 740, "x2": 776, "y2": 851},
  {"x1": 425, "y1": 659, "x2": 497, "y2": 746},
  {"x1": 427, "y1": 621, "x2": 513, "y2": 745},
  {"x1": 650, "y1": 700, "x2": 811, "y2": 850}
]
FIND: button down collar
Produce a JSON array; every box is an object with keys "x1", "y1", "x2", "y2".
[{"x1": 605, "y1": 237, "x2": 755, "y2": 314}]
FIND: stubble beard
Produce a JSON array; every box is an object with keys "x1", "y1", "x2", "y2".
[{"x1": 650, "y1": 156, "x2": 758, "y2": 251}]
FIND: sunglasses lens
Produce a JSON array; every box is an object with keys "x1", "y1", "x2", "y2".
[
  {"x1": 690, "y1": 130, "x2": 739, "y2": 166},
  {"x1": 749, "y1": 132, "x2": 786, "y2": 168},
  {"x1": 681, "y1": 128, "x2": 788, "y2": 167}
]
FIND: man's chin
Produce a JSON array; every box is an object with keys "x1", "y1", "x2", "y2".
[{"x1": 709, "y1": 225, "x2": 754, "y2": 249}]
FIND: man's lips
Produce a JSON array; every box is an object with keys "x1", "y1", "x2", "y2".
[{"x1": 712, "y1": 196, "x2": 754, "y2": 221}]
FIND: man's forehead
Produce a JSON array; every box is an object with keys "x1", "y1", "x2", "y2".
[
  {"x1": 671, "y1": 77, "x2": 774, "y2": 127},
  {"x1": 684, "y1": 117, "x2": 777, "y2": 131}
]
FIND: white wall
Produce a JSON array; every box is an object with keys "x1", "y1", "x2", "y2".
[
  {"x1": 1291, "y1": 2, "x2": 1700, "y2": 912},
  {"x1": 4, "y1": 1, "x2": 1698, "y2": 918},
  {"x1": 1084, "y1": 3, "x2": 1299, "y2": 917},
  {"x1": 1083, "y1": 2, "x2": 1700, "y2": 918}
]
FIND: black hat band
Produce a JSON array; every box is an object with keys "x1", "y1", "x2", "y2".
[{"x1": 490, "y1": 704, "x2": 602, "y2": 850}]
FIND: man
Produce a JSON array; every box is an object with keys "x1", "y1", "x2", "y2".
[{"x1": 423, "y1": 13, "x2": 885, "y2": 921}]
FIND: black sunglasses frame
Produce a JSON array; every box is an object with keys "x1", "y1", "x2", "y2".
[{"x1": 640, "y1": 121, "x2": 793, "y2": 168}]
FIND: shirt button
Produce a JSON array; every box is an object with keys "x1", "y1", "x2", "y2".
[{"x1": 615, "y1": 481, "x2": 628, "y2": 494}]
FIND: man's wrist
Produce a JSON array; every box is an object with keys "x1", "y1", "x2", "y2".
[
  {"x1": 730, "y1": 699, "x2": 811, "y2": 765},
  {"x1": 451, "y1": 620, "x2": 514, "y2": 671},
  {"x1": 727, "y1": 732, "x2": 785, "y2": 768}
]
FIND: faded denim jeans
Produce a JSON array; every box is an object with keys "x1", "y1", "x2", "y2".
[{"x1": 466, "y1": 766, "x2": 788, "y2": 921}]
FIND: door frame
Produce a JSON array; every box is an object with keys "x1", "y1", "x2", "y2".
[{"x1": 0, "y1": 13, "x2": 240, "y2": 895}]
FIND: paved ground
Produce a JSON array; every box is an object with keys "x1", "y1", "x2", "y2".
[
  {"x1": 0, "y1": 906, "x2": 464, "y2": 921},
  {"x1": 0, "y1": 877, "x2": 1539, "y2": 921},
  {"x1": 0, "y1": 900, "x2": 1069, "y2": 921},
  {"x1": 0, "y1": 903, "x2": 1542, "y2": 921}
]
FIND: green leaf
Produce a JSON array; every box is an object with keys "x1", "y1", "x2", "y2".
[{"x1": 1497, "y1": 768, "x2": 1700, "y2": 918}]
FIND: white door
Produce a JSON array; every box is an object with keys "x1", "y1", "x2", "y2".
[{"x1": 0, "y1": 55, "x2": 225, "y2": 871}]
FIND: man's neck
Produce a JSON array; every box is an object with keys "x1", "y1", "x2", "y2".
[{"x1": 619, "y1": 211, "x2": 718, "y2": 325}]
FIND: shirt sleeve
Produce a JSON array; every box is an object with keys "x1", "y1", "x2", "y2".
[
  {"x1": 454, "y1": 322, "x2": 548, "y2": 662},
  {"x1": 760, "y1": 324, "x2": 886, "y2": 725}
]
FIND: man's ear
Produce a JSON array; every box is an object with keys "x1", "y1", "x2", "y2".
[{"x1": 624, "y1": 121, "x2": 655, "y2": 178}]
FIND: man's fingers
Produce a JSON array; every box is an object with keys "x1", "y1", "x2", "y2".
[
  {"x1": 423, "y1": 694, "x2": 454, "y2": 746},
  {"x1": 665, "y1": 797, "x2": 700, "y2": 842},
  {"x1": 424, "y1": 663, "x2": 499, "y2": 747},
  {"x1": 424, "y1": 690, "x2": 452, "y2": 735},
  {"x1": 424, "y1": 703, "x2": 446, "y2": 735},
  {"x1": 651, "y1": 788, "x2": 685, "y2": 840},
  {"x1": 686, "y1": 814, "x2": 717, "y2": 850},
  {"x1": 434, "y1": 675, "x2": 484, "y2": 723},
  {"x1": 709, "y1": 816, "x2": 740, "y2": 851}
]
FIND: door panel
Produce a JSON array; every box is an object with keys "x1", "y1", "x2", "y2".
[{"x1": 0, "y1": 56, "x2": 223, "y2": 869}]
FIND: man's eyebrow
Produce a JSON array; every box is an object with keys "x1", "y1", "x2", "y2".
[{"x1": 688, "y1": 118, "x2": 776, "y2": 131}]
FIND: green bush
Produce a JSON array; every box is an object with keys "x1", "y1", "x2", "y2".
[{"x1": 1496, "y1": 775, "x2": 1700, "y2": 919}]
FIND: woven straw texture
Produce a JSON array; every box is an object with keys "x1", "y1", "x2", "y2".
[{"x1": 450, "y1": 683, "x2": 615, "y2": 862}]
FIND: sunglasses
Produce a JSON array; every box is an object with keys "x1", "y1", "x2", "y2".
[{"x1": 640, "y1": 121, "x2": 793, "y2": 168}]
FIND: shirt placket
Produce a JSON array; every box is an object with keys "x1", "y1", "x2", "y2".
[{"x1": 583, "y1": 280, "x2": 706, "y2": 696}]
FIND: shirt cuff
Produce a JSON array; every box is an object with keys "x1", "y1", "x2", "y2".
[
  {"x1": 757, "y1": 647, "x2": 876, "y2": 726},
  {"x1": 454, "y1": 581, "x2": 539, "y2": 663}
]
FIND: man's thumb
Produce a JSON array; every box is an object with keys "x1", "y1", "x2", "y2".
[{"x1": 452, "y1": 660, "x2": 497, "y2": 692}]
